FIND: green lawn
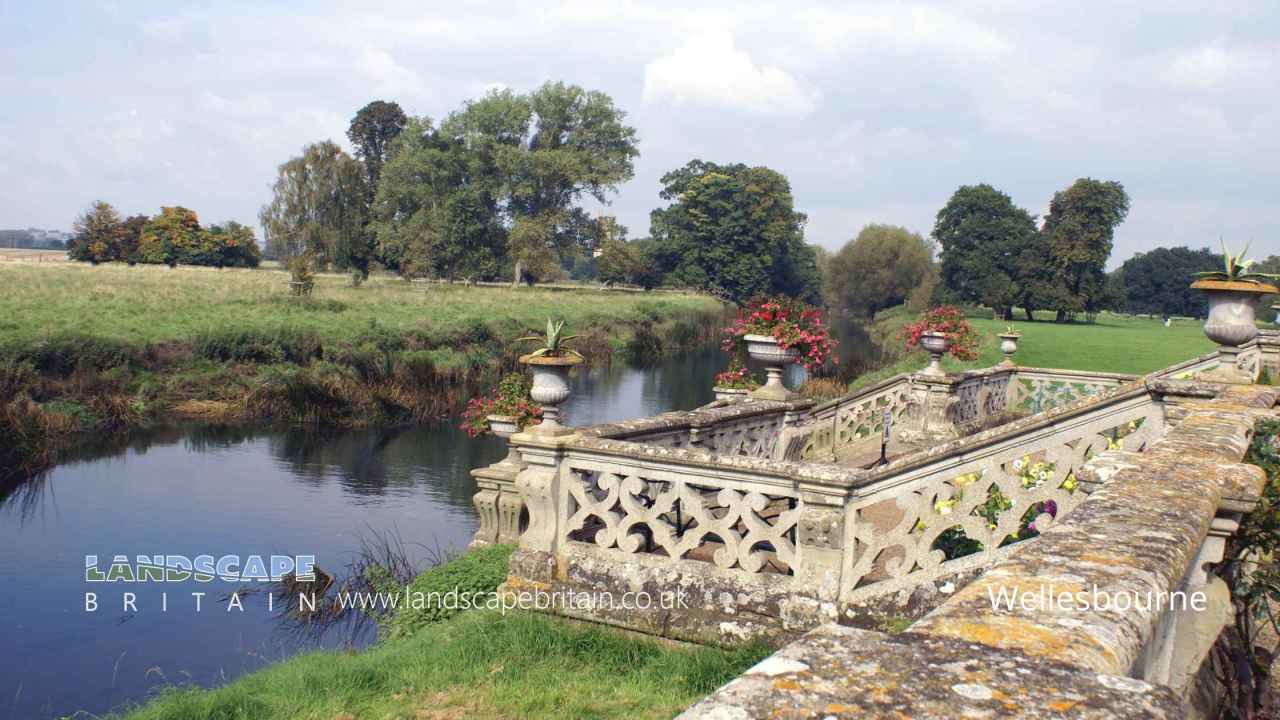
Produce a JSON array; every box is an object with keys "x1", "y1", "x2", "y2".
[
  {"x1": 849, "y1": 309, "x2": 1219, "y2": 391},
  {"x1": 115, "y1": 611, "x2": 764, "y2": 720},
  {"x1": 0, "y1": 263, "x2": 720, "y2": 346}
]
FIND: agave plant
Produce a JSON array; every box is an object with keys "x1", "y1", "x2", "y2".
[
  {"x1": 1193, "y1": 240, "x2": 1280, "y2": 284},
  {"x1": 518, "y1": 318, "x2": 584, "y2": 360}
]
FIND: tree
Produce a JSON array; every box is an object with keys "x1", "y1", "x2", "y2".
[
  {"x1": 1041, "y1": 178, "x2": 1130, "y2": 321},
  {"x1": 649, "y1": 160, "x2": 820, "y2": 304},
  {"x1": 260, "y1": 141, "x2": 368, "y2": 271},
  {"x1": 497, "y1": 82, "x2": 639, "y2": 285},
  {"x1": 372, "y1": 83, "x2": 639, "y2": 286},
  {"x1": 1117, "y1": 246, "x2": 1221, "y2": 318},
  {"x1": 372, "y1": 117, "x2": 507, "y2": 280},
  {"x1": 347, "y1": 100, "x2": 408, "y2": 194},
  {"x1": 824, "y1": 224, "x2": 935, "y2": 320},
  {"x1": 595, "y1": 238, "x2": 642, "y2": 286},
  {"x1": 138, "y1": 206, "x2": 202, "y2": 266},
  {"x1": 932, "y1": 184, "x2": 1037, "y2": 319},
  {"x1": 68, "y1": 201, "x2": 123, "y2": 264},
  {"x1": 207, "y1": 221, "x2": 262, "y2": 268}
]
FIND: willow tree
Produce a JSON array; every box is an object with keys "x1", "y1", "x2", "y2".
[{"x1": 259, "y1": 141, "x2": 369, "y2": 272}]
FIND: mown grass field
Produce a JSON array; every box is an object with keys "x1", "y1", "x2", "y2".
[
  {"x1": 849, "y1": 308, "x2": 1221, "y2": 391},
  {"x1": 0, "y1": 263, "x2": 720, "y2": 346}
]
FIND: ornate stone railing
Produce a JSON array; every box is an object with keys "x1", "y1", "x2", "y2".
[
  {"x1": 471, "y1": 399, "x2": 803, "y2": 551},
  {"x1": 1008, "y1": 366, "x2": 1136, "y2": 413},
  {"x1": 839, "y1": 382, "x2": 1164, "y2": 618},
  {"x1": 797, "y1": 373, "x2": 915, "y2": 461},
  {"x1": 682, "y1": 383, "x2": 1277, "y2": 719},
  {"x1": 501, "y1": 372, "x2": 1176, "y2": 643}
]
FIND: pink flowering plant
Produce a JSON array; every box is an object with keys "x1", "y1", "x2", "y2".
[
  {"x1": 713, "y1": 360, "x2": 760, "y2": 390},
  {"x1": 722, "y1": 295, "x2": 837, "y2": 372},
  {"x1": 900, "y1": 305, "x2": 979, "y2": 362},
  {"x1": 460, "y1": 373, "x2": 542, "y2": 438}
]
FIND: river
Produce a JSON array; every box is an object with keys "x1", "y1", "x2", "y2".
[{"x1": 0, "y1": 346, "x2": 748, "y2": 720}]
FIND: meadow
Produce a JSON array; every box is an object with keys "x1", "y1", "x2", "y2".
[
  {"x1": 847, "y1": 307, "x2": 1220, "y2": 391},
  {"x1": 0, "y1": 262, "x2": 724, "y2": 481},
  {"x1": 0, "y1": 262, "x2": 720, "y2": 346}
]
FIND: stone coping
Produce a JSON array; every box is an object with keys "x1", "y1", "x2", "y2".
[
  {"x1": 680, "y1": 384, "x2": 1276, "y2": 719},
  {"x1": 679, "y1": 623, "x2": 1184, "y2": 719},
  {"x1": 907, "y1": 386, "x2": 1274, "y2": 677},
  {"x1": 1013, "y1": 366, "x2": 1140, "y2": 382},
  {"x1": 577, "y1": 397, "x2": 810, "y2": 441},
  {"x1": 567, "y1": 435, "x2": 865, "y2": 490}
]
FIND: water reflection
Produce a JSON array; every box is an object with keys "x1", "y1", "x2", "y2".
[{"x1": 0, "y1": 345, "x2": 724, "y2": 720}]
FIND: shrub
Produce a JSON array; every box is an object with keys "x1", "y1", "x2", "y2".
[
  {"x1": 194, "y1": 328, "x2": 323, "y2": 365},
  {"x1": 382, "y1": 544, "x2": 515, "y2": 640},
  {"x1": 5, "y1": 334, "x2": 143, "y2": 376},
  {"x1": 0, "y1": 396, "x2": 52, "y2": 481}
]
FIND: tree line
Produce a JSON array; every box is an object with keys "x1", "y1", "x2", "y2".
[
  {"x1": 820, "y1": 178, "x2": 1277, "y2": 325},
  {"x1": 260, "y1": 85, "x2": 820, "y2": 302},
  {"x1": 66, "y1": 202, "x2": 260, "y2": 268}
]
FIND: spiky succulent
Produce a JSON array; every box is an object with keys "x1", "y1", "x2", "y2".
[
  {"x1": 1193, "y1": 240, "x2": 1280, "y2": 283},
  {"x1": 517, "y1": 318, "x2": 583, "y2": 360}
]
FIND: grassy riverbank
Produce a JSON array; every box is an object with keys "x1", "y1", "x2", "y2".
[
  {"x1": 113, "y1": 547, "x2": 767, "y2": 720},
  {"x1": 847, "y1": 306, "x2": 1218, "y2": 391},
  {"x1": 0, "y1": 263, "x2": 724, "y2": 481}
]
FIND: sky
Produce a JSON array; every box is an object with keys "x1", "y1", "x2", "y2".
[{"x1": 1, "y1": 0, "x2": 1278, "y2": 266}]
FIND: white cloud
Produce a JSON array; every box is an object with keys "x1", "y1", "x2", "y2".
[
  {"x1": 643, "y1": 31, "x2": 819, "y2": 117},
  {"x1": 1167, "y1": 44, "x2": 1273, "y2": 89},
  {"x1": 798, "y1": 4, "x2": 1011, "y2": 58},
  {"x1": 358, "y1": 47, "x2": 421, "y2": 98}
]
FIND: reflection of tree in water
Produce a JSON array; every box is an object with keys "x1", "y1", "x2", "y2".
[
  {"x1": 829, "y1": 315, "x2": 898, "y2": 384},
  {"x1": 0, "y1": 469, "x2": 51, "y2": 523},
  {"x1": 267, "y1": 425, "x2": 502, "y2": 511}
]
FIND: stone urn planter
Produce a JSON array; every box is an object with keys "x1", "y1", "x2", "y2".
[
  {"x1": 997, "y1": 332, "x2": 1021, "y2": 367},
  {"x1": 713, "y1": 387, "x2": 750, "y2": 402},
  {"x1": 919, "y1": 331, "x2": 949, "y2": 376},
  {"x1": 743, "y1": 334, "x2": 799, "y2": 401},
  {"x1": 486, "y1": 414, "x2": 522, "y2": 467},
  {"x1": 1191, "y1": 279, "x2": 1278, "y2": 380},
  {"x1": 520, "y1": 354, "x2": 582, "y2": 433}
]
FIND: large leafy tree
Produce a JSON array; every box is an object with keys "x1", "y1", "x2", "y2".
[
  {"x1": 1040, "y1": 178, "x2": 1130, "y2": 321},
  {"x1": 649, "y1": 160, "x2": 820, "y2": 304},
  {"x1": 932, "y1": 184, "x2": 1037, "y2": 318},
  {"x1": 372, "y1": 116, "x2": 507, "y2": 280},
  {"x1": 347, "y1": 100, "x2": 408, "y2": 193},
  {"x1": 824, "y1": 224, "x2": 935, "y2": 320},
  {"x1": 260, "y1": 141, "x2": 369, "y2": 271},
  {"x1": 68, "y1": 201, "x2": 123, "y2": 264},
  {"x1": 371, "y1": 83, "x2": 638, "y2": 285},
  {"x1": 497, "y1": 82, "x2": 639, "y2": 285},
  {"x1": 1117, "y1": 246, "x2": 1226, "y2": 318}
]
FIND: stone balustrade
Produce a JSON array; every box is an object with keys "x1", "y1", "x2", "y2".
[
  {"x1": 679, "y1": 382, "x2": 1278, "y2": 718},
  {"x1": 492, "y1": 363, "x2": 1189, "y2": 644}
]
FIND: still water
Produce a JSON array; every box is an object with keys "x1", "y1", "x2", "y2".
[{"x1": 0, "y1": 347, "x2": 727, "y2": 720}]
